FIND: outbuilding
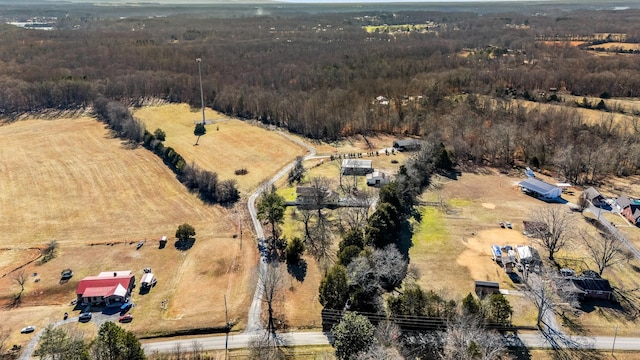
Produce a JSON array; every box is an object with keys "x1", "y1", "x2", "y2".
[
  {"x1": 519, "y1": 178, "x2": 562, "y2": 199},
  {"x1": 366, "y1": 171, "x2": 390, "y2": 187},
  {"x1": 392, "y1": 139, "x2": 421, "y2": 152},
  {"x1": 341, "y1": 159, "x2": 373, "y2": 176},
  {"x1": 475, "y1": 281, "x2": 500, "y2": 297},
  {"x1": 583, "y1": 187, "x2": 606, "y2": 207}
]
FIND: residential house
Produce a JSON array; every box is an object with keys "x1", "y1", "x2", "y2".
[
  {"x1": 76, "y1": 271, "x2": 135, "y2": 306},
  {"x1": 558, "y1": 276, "x2": 614, "y2": 301},
  {"x1": 296, "y1": 186, "x2": 339, "y2": 209},
  {"x1": 616, "y1": 195, "x2": 640, "y2": 225}
]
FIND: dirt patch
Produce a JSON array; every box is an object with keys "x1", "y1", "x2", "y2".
[
  {"x1": 457, "y1": 229, "x2": 531, "y2": 290},
  {"x1": 481, "y1": 203, "x2": 496, "y2": 209}
]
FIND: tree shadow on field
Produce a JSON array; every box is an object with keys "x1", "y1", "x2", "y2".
[
  {"x1": 287, "y1": 259, "x2": 307, "y2": 282},
  {"x1": 175, "y1": 238, "x2": 195, "y2": 251},
  {"x1": 396, "y1": 220, "x2": 414, "y2": 258},
  {"x1": 505, "y1": 333, "x2": 532, "y2": 360}
]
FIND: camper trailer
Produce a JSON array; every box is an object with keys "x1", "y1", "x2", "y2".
[{"x1": 491, "y1": 245, "x2": 503, "y2": 263}]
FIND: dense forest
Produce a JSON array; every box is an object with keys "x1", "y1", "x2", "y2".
[{"x1": 2, "y1": 6, "x2": 640, "y2": 183}]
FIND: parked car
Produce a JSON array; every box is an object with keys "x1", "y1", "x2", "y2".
[
  {"x1": 78, "y1": 312, "x2": 92, "y2": 322},
  {"x1": 20, "y1": 326, "x2": 35, "y2": 334},
  {"x1": 120, "y1": 302, "x2": 133, "y2": 312},
  {"x1": 506, "y1": 222, "x2": 512, "y2": 229},
  {"x1": 499, "y1": 221, "x2": 505, "y2": 228},
  {"x1": 119, "y1": 314, "x2": 133, "y2": 323},
  {"x1": 60, "y1": 269, "x2": 73, "y2": 280}
]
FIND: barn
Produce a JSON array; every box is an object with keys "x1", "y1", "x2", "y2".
[{"x1": 519, "y1": 178, "x2": 562, "y2": 199}]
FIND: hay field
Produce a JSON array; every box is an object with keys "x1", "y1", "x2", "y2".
[
  {"x1": 512, "y1": 99, "x2": 639, "y2": 134},
  {"x1": 134, "y1": 104, "x2": 307, "y2": 195},
  {"x1": 0, "y1": 115, "x2": 256, "y2": 345},
  {"x1": 588, "y1": 42, "x2": 640, "y2": 51},
  {"x1": 0, "y1": 116, "x2": 234, "y2": 247}
]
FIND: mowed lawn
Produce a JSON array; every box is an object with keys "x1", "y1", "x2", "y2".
[
  {"x1": 0, "y1": 115, "x2": 256, "y2": 345},
  {"x1": 134, "y1": 104, "x2": 308, "y2": 195}
]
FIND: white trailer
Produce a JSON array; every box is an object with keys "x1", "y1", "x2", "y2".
[{"x1": 141, "y1": 273, "x2": 156, "y2": 288}]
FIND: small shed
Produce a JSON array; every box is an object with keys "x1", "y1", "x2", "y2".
[
  {"x1": 475, "y1": 281, "x2": 500, "y2": 297},
  {"x1": 366, "y1": 171, "x2": 390, "y2": 187},
  {"x1": 159, "y1": 235, "x2": 168, "y2": 249},
  {"x1": 341, "y1": 159, "x2": 373, "y2": 176},
  {"x1": 392, "y1": 139, "x2": 421, "y2": 152},
  {"x1": 519, "y1": 178, "x2": 562, "y2": 199}
]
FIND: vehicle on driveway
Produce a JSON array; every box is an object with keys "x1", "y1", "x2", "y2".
[
  {"x1": 120, "y1": 302, "x2": 133, "y2": 312},
  {"x1": 119, "y1": 314, "x2": 133, "y2": 323},
  {"x1": 78, "y1": 312, "x2": 92, "y2": 322},
  {"x1": 20, "y1": 326, "x2": 35, "y2": 334},
  {"x1": 499, "y1": 221, "x2": 505, "y2": 228}
]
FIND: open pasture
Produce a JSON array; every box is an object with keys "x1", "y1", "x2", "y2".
[{"x1": 0, "y1": 114, "x2": 257, "y2": 347}]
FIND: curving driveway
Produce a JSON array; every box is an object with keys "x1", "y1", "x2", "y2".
[
  {"x1": 245, "y1": 131, "x2": 316, "y2": 333},
  {"x1": 18, "y1": 310, "x2": 122, "y2": 360}
]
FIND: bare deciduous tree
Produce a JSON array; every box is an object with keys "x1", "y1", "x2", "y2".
[
  {"x1": 249, "y1": 330, "x2": 288, "y2": 360},
  {"x1": 261, "y1": 263, "x2": 284, "y2": 334},
  {"x1": 581, "y1": 230, "x2": 624, "y2": 276},
  {"x1": 441, "y1": 314, "x2": 506, "y2": 360},
  {"x1": 530, "y1": 206, "x2": 573, "y2": 262},
  {"x1": 13, "y1": 269, "x2": 27, "y2": 305}
]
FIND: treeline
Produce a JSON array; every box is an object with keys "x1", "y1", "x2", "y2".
[
  {"x1": 320, "y1": 143, "x2": 513, "y2": 359},
  {"x1": 2, "y1": 9, "x2": 640, "y2": 181},
  {"x1": 319, "y1": 142, "x2": 454, "y2": 315},
  {"x1": 94, "y1": 98, "x2": 238, "y2": 204}
]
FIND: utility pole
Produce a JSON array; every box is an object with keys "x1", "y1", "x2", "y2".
[{"x1": 196, "y1": 58, "x2": 205, "y2": 125}]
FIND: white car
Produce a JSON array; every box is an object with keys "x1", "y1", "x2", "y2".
[{"x1": 20, "y1": 326, "x2": 35, "y2": 334}]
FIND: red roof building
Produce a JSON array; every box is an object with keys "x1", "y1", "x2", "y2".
[{"x1": 76, "y1": 271, "x2": 135, "y2": 306}]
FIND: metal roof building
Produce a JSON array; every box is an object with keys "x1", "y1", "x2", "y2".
[{"x1": 519, "y1": 178, "x2": 562, "y2": 199}]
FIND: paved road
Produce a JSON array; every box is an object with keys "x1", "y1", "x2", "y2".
[
  {"x1": 143, "y1": 331, "x2": 332, "y2": 354},
  {"x1": 142, "y1": 330, "x2": 640, "y2": 354},
  {"x1": 585, "y1": 204, "x2": 640, "y2": 261},
  {"x1": 245, "y1": 131, "x2": 316, "y2": 333}
]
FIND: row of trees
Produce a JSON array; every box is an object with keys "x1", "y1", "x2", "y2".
[
  {"x1": 93, "y1": 98, "x2": 238, "y2": 204},
  {"x1": 35, "y1": 321, "x2": 144, "y2": 360},
  {"x1": 331, "y1": 295, "x2": 511, "y2": 360}
]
